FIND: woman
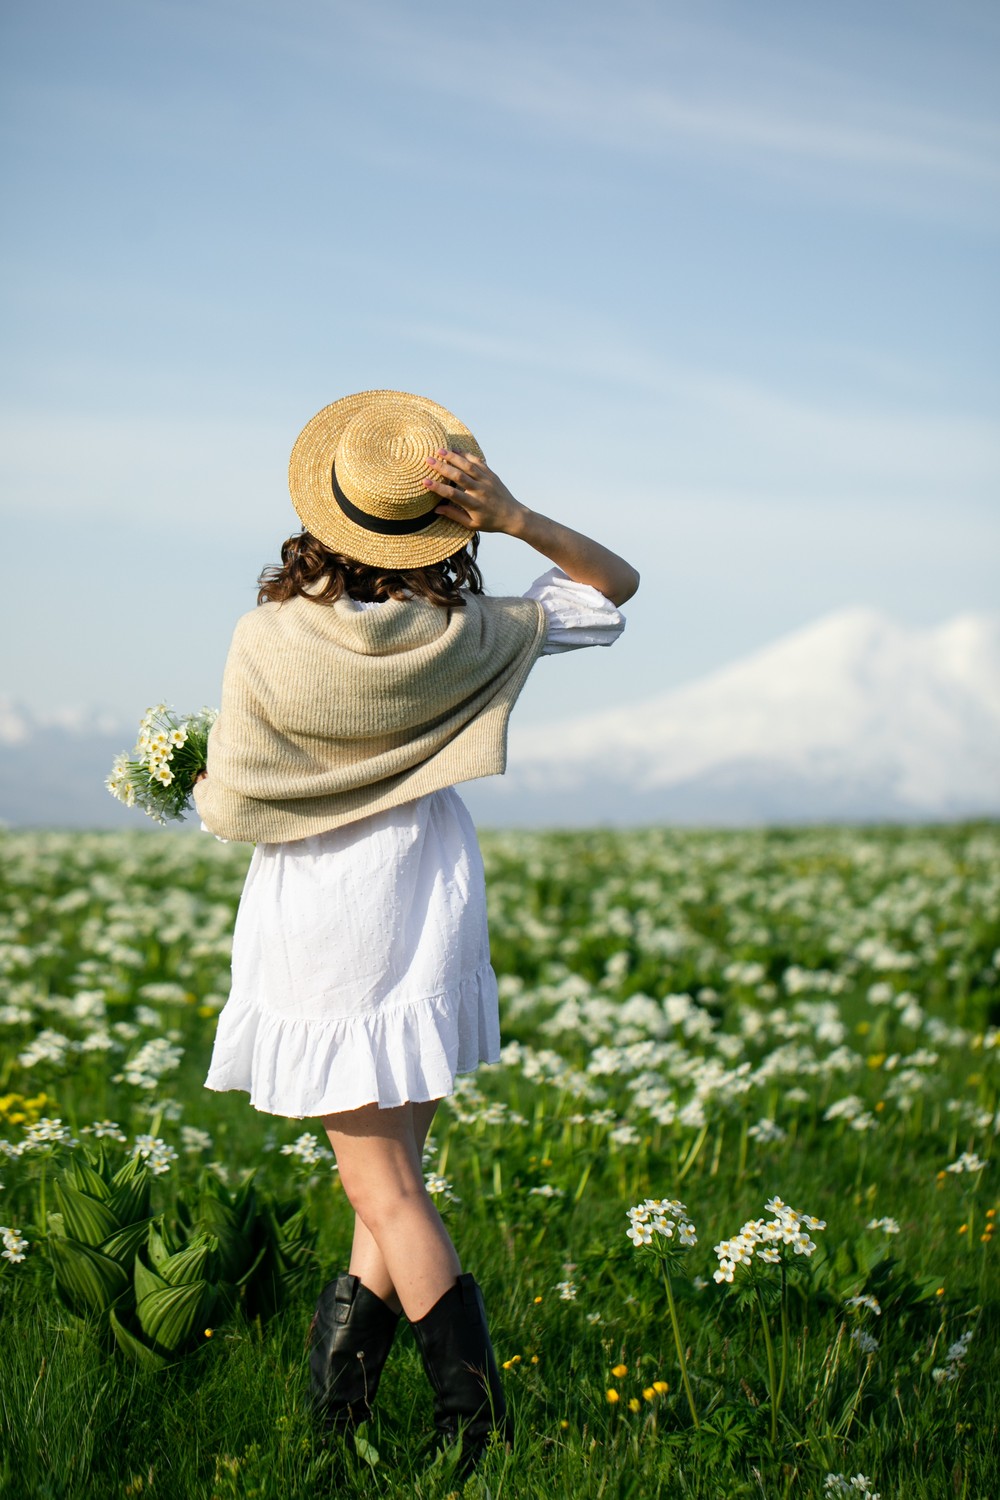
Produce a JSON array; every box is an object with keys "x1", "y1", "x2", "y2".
[{"x1": 194, "y1": 389, "x2": 639, "y2": 1472}]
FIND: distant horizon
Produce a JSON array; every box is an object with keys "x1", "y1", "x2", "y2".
[
  {"x1": 3, "y1": 599, "x2": 996, "y2": 830},
  {"x1": 2, "y1": 597, "x2": 998, "y2": 737}
]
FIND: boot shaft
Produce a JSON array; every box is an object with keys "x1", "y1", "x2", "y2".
[{"x1": 308, "y1": 1273, "x2": 400, "y2": 1428}]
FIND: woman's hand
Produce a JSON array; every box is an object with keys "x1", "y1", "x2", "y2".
[
  {"x1": 423, "y1": 450, "x2": 527, "y2": 535},
  {"x1": 424, "y1": 449, "x2": 640, "y2": 606}
]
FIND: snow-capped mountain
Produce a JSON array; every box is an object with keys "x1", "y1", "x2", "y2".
[
  {"x1": 461, "y1": 607, "x2": 1000, "y2": 825},
  {"x1": 2, "y1": 608, "x2": 998, "y2": 829}
]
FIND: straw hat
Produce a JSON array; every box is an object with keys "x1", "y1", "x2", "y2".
[{"x1": 288, "y1": 389, "x2": 484, "y2": 569}]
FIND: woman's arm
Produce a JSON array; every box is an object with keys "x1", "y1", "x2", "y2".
[{"x1": 423, "y1": 450, "x2": 640, "y2": 606}]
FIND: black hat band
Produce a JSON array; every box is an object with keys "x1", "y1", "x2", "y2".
[{"x1": 331, "y1": 461, "x2": 439, "y2": 537}]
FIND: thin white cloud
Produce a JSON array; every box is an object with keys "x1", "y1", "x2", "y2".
[
  {"x1": 340, "y1": 1, "x2": 1000, "y2": 210},
  {"x1": 396, "y1": 316, "x2": 1000, "y2": 501}
]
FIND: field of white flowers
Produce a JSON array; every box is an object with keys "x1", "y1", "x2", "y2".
[{"x1": 1, "y1": 823, "x2": 997, "y2": 1499}]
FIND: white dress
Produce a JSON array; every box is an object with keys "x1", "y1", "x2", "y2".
[{"x1": 203, "y1": 569, "x2": 625, "y2": 1119}]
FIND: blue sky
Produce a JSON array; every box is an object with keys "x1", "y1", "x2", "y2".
[{"x1": 2, "y1": 0, "x2": 998, "y2": 730}]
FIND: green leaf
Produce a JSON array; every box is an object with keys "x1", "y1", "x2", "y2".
[
  {"x1": 109, "y1": 1307, "x2": 170, "y2": 1371},
  {"x1": 107, "y1": 1157, "x2": 152, "y2": 1224},
  {"x1": 49, "y1": 1236, "x2": 130, "y2": 1318},
  {"x1": 69, "y1": 1156, "x2": 114, "y2": 1202},
  {"x1": 136, "y1": 1282, "x2": 217, "y2": 1352},
  {"x1": 53, "y1": 1182, "x2": 121, "y2": 1249},
  {"x1": 159, "y1": 1235, "x2": 219, "y2": 1288},
  {"x1": 146, "y1": 1221, "x2": 176, "y2": 1270},
  {"x1": 101, "y1": 1218, "x2": 153, "y2": 1267},
  {"x1": 353, "y1": 1429, "x2": 380, "y2": 1470},
  {"x1": 134, "y1": 1253, "x2": 170, "y2": 1305}
]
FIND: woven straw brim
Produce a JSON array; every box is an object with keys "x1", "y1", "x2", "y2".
[{"x1": 288, "y1": 389, "x2": 484, "y2": 570}]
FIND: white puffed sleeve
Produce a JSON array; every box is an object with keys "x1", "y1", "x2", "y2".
[{"x1": 521, "y1": 567, "x2": 627, "y2": 655}]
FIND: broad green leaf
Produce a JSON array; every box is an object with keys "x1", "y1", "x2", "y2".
[
  {"x1": 49, "y1": 1236, "x2": 130, "y2": 1318},
  {"x1": 108, "y1": 1156, "x2": 152, "y2": 1224},
  {"x1": 134, "y1": 1253, "x2": 170, "y2": 1305},
  {"x1": 137, "y1": 1282, "x2": 217, "y2": 1352},
  {"x1": 159, "y1": 1234, "x2": 218, "y2": 1288},
  {"x1": 146, "y1": 1221, "x2": 175, "y2": 1270},
  {"x1": 69, "y1": 1156, "x2": 114, "y2": 1202},
  {"x1": 53, "y1": 1182, "x2": 120, "y2": 1248},
  {"x1": 101, "y1": 1218, "x2": 153, "y2": 1267},
  {"x1": 109, "y1": 1307, "x2": 170, "y2": 1371}
]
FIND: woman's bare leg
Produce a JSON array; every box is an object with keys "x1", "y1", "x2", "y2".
[
  {"x1": 340, "y1": 1098, "x2": 441, "y2": 1312},
  {"x1": 322, "y1": 1099, "x2": 460, "y2": 1321}
]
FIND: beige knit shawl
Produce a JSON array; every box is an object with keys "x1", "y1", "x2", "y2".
[{"x1": 192, "y1": 590, "x2": 547, "y2": 844}]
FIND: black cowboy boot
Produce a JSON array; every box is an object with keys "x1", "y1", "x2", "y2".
[
  {"x1": 307, "y1": 1273, "x2": 401, "y2": 1430},
  {"x1": 410, "y1": 1273, "x2": 512, "y2": 1475}
]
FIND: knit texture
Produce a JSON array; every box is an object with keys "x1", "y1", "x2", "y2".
[{"x1": 192, "y1": 591, "x2": 548, "y2": 843}]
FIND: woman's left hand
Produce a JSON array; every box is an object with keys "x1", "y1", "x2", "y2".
[{"x1": 422, "y1": 451, "x2": 528, "y2": 536}]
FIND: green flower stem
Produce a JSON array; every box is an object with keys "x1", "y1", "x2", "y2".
[
  {"x1": 776, "y1": 1263, "x2": 789, "y2": 1415},
  {"x1": 661, "y1": 1261, "x2": 700, "y2": 1429},
  {"x1": 39, "y1": 1156, "x2": 48, "y2": 1234},
  {"x1": 754, "y1": 1280, "x2": 779, "y2": 1443},
  {"x1": 677, "y1": 1121, "x2": 709, "y2": 1183}
]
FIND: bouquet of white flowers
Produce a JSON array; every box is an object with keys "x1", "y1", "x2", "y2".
[{"x1": 106, "y1": 704, "x2": 217, "y2": 824}]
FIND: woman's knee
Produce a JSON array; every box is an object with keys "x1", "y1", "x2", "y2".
[{"x1": 344, "y1": 1172, "x2": 430, "y2": 1236}]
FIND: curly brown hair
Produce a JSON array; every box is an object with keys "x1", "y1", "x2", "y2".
[{"x1": 257, "y1": 531, "x2": 484, "y2": 608}]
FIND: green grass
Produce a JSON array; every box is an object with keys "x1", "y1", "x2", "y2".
[{"x1": 1, "y1": 823, "x2": 998, "y2": 1498}]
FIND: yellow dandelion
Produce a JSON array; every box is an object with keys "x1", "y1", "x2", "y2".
[
  {"x1": 530, "y1": 1355, "x2": 540, "y2": 1364},
  {"x1": 606, "y1": 1389, "x2": 619, "y2": 1404},
  {"x1": 958, "y1": 1224, "x2": 968, "y2": 1234},
  {"x1": 502, "y1": 1356, "x2": 521, "y2": 1370},
  {"x1": 533, "y1": 1295, "x2": 543, "y2": 1304},
  {"x1": 936, "y1": 1287, "x2": 946, "y2": 1296},
  {"x1": 204, "y1": 1328, "x2": 214, "y2": 1338},
  {"x1": 652, "y1": 1380, "x2": 669, "y2": 1393},
  {"x1": 628, "y1": 1398, "x2": 641, "y2": 1413},
  {"x1": 611, "y1": 1363, "x2": 627, "y2": 1378},
  {"x1": 642, "y1": 1387, "x2": 656, "y2": 1401},
  {"x1": 559, "y1": 1419, "x2": 569, "y2": 1430}
]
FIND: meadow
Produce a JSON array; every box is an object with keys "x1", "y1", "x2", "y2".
[{"x1": 0, "y1": 822, "x2": 997, "y2": 1499}]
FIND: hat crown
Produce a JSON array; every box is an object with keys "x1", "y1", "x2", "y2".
[
  {"x1": 336, "y1": 404, "x2": 447, "y2": 521},
  {"x1": 288, "y1": 389, "x2": 481, "y2": 569}
]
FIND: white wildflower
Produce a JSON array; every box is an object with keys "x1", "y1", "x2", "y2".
[
  {"x1": 866, "y1": 1216, "x2": 900, "y2": 1234},
  {"x1": 846, "y1": 1294, "x2": 882, "y2": 1316},
  {"x1": 131, "y1": 1135, "x2": 178, "y2": 1175},
  {"x1": 945, "y1": 1151, "x2": 988, "y2": 1174},
  {"x1": 1, "y1": 1226, "x2": 29, "y2": 1264},
  {"x1": 80, "y1": 1120, "x2": 128, "y2": 1142},
  {"x1": 280, "y1": 1133, "x2": 327, "y2": 1167},
  {"x1": 424, "y1": 1173, "x2": 460, "y2": 1203},
  {"x1": 180, "y1": 1127, "x2": 214, "y2": 1153}
]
